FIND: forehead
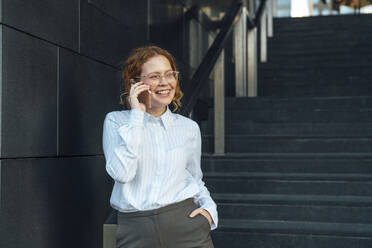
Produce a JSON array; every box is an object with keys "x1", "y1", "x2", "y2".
[{"x1": 141, "y1": 55, "x2": 172, "y2": 74}]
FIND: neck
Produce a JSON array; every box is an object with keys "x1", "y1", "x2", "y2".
[{"x1": 146, "y1": 105, "x2": 167, "y2": 117}]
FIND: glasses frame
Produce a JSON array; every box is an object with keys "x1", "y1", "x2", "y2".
[{"x1": 134, "y1": 71, "x2": 179, "y2": 85}]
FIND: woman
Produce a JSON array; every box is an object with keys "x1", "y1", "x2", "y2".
[{"x1": 102, "y1": 45, "x2": 218, "y2": 248}]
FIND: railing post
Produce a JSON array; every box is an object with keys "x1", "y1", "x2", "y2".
[
  {"x1": 247, "y1": 26, "x2": 257, "y2": 97},
  {"x1": 247, "y1": 0, "x2": 257, "y2": 97},
  {"x1": 214, "y1": 50, "x2": 225, "y2": 154},
  {"x1": 328, "y1": 0, "x2": 333, "y2": 15},
  {"x1": 189, "y1": 14, "x2": 203, "y2": 69},
  {"x1": 260, "y1": 8, "x2": 267, "y2": 62},
  {"x1": 234, "y1": 6, "x2": 247, "y2": 97},
  {"x1": 318, "y1": 0, "x2": 324, "y2": 15},
  {"x1": 308, "y1": 0, "x2": 313, "y2": 16},
  {"x1": 268, "y1": 0, "x2": 274, "y2": 37}
]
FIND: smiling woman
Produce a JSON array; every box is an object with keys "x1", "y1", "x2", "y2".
[
  {"x1": 120, "y1": 46, "x2": 183, "y2": 115},
  {"x1": 102, "y1": 45, "x2": 218, "y2": 248}
]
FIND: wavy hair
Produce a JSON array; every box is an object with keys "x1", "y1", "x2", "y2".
[{"x1": 120, "y1": 45, "x2": 183, "y2": 112}]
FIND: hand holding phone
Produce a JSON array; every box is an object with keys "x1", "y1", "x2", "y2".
[{"x1": 129, "y1": 79, "x2": 152, "y2": 112}]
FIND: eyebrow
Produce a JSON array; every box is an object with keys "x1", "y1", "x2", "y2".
[{"x1": 147, "y1": 69, "x2": 173, "y2": 74}]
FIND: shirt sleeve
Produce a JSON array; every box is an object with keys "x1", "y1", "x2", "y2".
[
  {"x1": 102, "y1": 109, "x2": 145, "y2": 184},
  {"x1": 186, "y1": 122, "x2": 219, "y2": 230}
]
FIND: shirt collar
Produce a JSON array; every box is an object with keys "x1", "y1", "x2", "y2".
[{"x1": 144, "y1": 105, "x2": 173, "y2": 130}]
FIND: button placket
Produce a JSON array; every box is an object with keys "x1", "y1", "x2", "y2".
[{"x1": 151, "y1": 121, "x2": 166, "y2": 203}]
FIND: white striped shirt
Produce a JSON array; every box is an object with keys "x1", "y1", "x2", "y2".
[{"x1": 102, "y1": 105, "x2": 218, "y2": 230}]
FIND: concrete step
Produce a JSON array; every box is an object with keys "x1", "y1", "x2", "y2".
[
  {"x1": 206, "y1": 96, "x2": 372, "y2": 110},
  {"x1": 258, "y1": 83, "x2": 372, "y2": 97},
  {"x1": 212, "y1": 193, "x2": 372, "y2": 207},
  {"x1": 267, "y1": 41, "x2": 372, "y2": 52},
  {"x1": 201, "y1": 153, "x2": 372, "y2": 174},
  {"x1": 211, "y1": 223, "x2": 372, "y2": 248},
  {"x1": 201, "y1": 122, "x2": 372, "y2": 136},
  {"x1": 258, "y1": 77, "x2": 370, "y2": 85},
  {"x1": 202, "y1": 136, "x2": 372, "y2": 153},
  {"x1": 259, "y1": 64, "x2": 372, "y2": 77},
  {"x1": 273, "y1": 15, "x2": 372, "y2": 31},
  {"x1": 204, "y1": 171, "x2": 372, "y2": 181},
  {"x1": 266, "y1": 47, "x2": 372, "y2": 57},
  {"x1": 217, "y1": 202, "x2": 372, "y2": 224},
  {"x1": 260, "y1": 56, "x2": 372, "y2": 67},
  {"x1": 207, "y1": 108, "x2": 372, "y2": 122},
  {"x1": 213, "y1": 219, "x2": 372, "y2": 237},
  {"x1": 204, "y1": 175, "x2": 372, "y2": 195}
]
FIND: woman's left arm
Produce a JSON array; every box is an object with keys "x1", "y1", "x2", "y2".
[{"x1": 186, "y1": 122, "x2": 219, "y2": 230}]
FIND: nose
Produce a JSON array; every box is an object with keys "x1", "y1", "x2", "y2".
[{"x1": 158, "y1": 76, "x2": 168, "y2": 85}]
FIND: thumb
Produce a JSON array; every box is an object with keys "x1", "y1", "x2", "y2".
[{"x1": 189, "y1": 209, "x2": 200, "y2": 218}]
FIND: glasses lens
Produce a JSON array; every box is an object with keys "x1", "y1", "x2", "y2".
[
  {"x1": 143, "y1": 71, "x2": 179, "y2": 86},
  {"x1": 166, "y1": 71, "x2": 178, "y2": 81}
]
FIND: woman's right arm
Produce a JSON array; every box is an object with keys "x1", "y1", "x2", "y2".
[{"x1": 102, "y1": 109, "x2": 145, "y2": 184}]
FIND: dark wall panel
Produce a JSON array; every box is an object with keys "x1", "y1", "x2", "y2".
[
  {"x1": 88, "y1": 0, "x2": 148, "y2": 35},
  {"x1": 1, "y1": 25, "x2": 57, "y2": 158},
  {"x1": 80, "y1": 1, "x2": 147, "y2": 67},
  {"x1": 0, "y1": 157, "x2": 112, "y2": 248},
  {"x1": 149, "y1": 0, "x2": 186, "y2": 62},
  {"x1": 58, "y1": 48, "x2": 120, "y2": 156},
  {"x1": 1, "y1": 0, "x2": 79, "y2": 51}
]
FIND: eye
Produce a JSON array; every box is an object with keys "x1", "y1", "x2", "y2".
[
  {"x1": 149, "y1": 74, "x2": 160, "y2": 80},
  {"x1": 166, "y1": 71, "x2": 177, "y2": 80}
]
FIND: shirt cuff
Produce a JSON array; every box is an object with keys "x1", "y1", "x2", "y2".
[{"x1": 202, "y1": 205, "x2": 218, "y2": 230}]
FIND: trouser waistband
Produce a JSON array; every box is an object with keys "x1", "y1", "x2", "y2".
[{"x1": 117, "y1": 198, "x2": 195, "y2": 218}]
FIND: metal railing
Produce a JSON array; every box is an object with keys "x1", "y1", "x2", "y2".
[{"x1": 180, "y1": 0, "x2": 274, "y2": 154}]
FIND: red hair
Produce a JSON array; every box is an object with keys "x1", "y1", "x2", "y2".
[{"x1": 120, "y1": 46, "x2": 183, "y2": 112}]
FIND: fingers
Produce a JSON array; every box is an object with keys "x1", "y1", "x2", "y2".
[
  {"x1": 189, "y1": 208, "x2": 202, "y2": 218},
  {"x1": 128, "y1": 82, "x2": 150, "y2": 110},
  {"x1": 133, "y1": 85, "x2": 150, "y2": 97},
  {"x1": 130, "y1": 81, "x2": 150, "y2": 97},
  {"x1": 189, "y1": 208, "x2": 213, "y2": 226}
]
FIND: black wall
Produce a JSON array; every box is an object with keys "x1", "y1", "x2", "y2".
[{"x1": 0, "y1": 1, "x2": 229, "y2": 247}]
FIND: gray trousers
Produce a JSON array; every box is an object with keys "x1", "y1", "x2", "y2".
[{"x1": 116, "y1": 198, "x2": 214, "y2": 248}]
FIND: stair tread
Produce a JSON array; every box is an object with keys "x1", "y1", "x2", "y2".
[
  {"x1": 202, "y1": 152, "x2": 372, "y2": 159},
  {"x1": 260, "y1": 64, "x2": 372, "y2": 69},
  {"x1": 203, "y1": 135, "x2": 372, "y2": 139},
  {"x1": 207, "y1": 96, "x2": 372, "y2": 105},
  {"x1": 212, "y1": 193, "x2": 372, "y2": 206},
  {"x1": 217, "y1": 219, "x2": 372, "y2": 237},
  {"x1": 204, "y1": 172, "x2": 372, "y2": 180},
  {"x1": 207, "y1": 13, "x2": 372, "y2": 244}
]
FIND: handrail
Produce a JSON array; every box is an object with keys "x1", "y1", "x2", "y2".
[
  {"x1": 184, "y1": 5, "x2": 222, "y2": 31},
  {"x1": 252, "y1": 0, "x2": 269, "y2": 27},
  {"x1": 180, "y1": 0, "x2": 269, "y2": 117},
  {"x1": 180, "y1": 2, "x2": 242, "y2": 116}
]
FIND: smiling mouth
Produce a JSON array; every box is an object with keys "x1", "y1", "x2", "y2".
[{"x1": 155, "y1": 89, "x2": 171, "y2": 96}]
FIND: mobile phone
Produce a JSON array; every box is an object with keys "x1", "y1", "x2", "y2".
[{"x1": 130, "y1": 79, "x2": 152, "y2": 108}]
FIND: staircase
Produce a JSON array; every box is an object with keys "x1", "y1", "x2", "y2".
[{"x1": 201, "y1": 14, "x2": 372, "y2": 247}]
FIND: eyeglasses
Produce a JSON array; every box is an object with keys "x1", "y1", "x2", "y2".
[{"x1": 135, "y1": 71, "x2": 179, "y2": 86}]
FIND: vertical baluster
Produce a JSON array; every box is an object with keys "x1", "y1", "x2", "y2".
[
  {"x1": 234, "y1": 7, "x2": 247, "y2": 97},
  {"x1": 260, "y1": 8, "x2": 268, "y2": 62},
  {"x1": 247, "y1": 26, "x2": 258, "y2": 97},
  {"x1": 268, "y1": 0, "x2": 274, "y2": 37},
  {"x1": 214, "y1": 50, "x2": 225, "y2": 154}
]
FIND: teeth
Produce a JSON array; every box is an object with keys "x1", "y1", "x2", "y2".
[{"x1": 156, "y1": 90, "x2": 170, "y2": 95}]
